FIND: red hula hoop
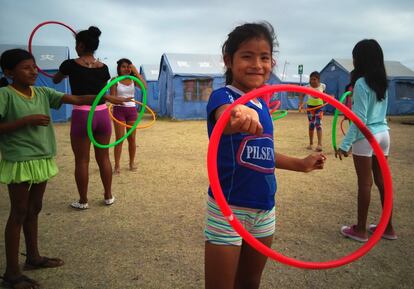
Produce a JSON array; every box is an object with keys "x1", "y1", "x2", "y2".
[
  {"x1": 207, "y1": 84, "x2": 393, "y2": 269},
  {"x1": 28, "y1": 21, "x2": 76, "y2": 78},
  {"x1": 269, "y1": 100, "x2": 281, "y2": 114}
]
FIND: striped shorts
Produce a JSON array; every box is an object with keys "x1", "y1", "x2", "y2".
[{"x1": 204, "y1": 196, "x2": 275, "y2": 246}]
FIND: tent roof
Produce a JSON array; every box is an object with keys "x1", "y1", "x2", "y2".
[
  {"x1": 162, "y1": 53, "x2": 225, "y2": 76},
  {"x1": 324, "y1": 58, "x2": 414, "y2": 78},
  {"x1": 0, "y1": 44, "x2": 69, "y2": 71},
  {"x1": 140, "y1": 64, "x2": 160, "y2": 81}
]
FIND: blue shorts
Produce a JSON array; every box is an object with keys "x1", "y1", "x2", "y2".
[{"x1": 204, "y1": 196, "x2": 275, "y2": 246}]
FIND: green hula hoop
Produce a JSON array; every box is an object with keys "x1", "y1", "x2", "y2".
[
  {"x1": 272, "y1": 110, "x2": 288, "y2": 121},
  {"x1": 87, "y1": 75, "x2": 147, "y2": 148},
  {"x1": 331, "y1": 91, "x2": 352, "y2": 151}
]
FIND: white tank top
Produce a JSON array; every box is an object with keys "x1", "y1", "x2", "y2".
[{"x1": 115, "y1": 81, "x2": 136, "y2": 107}]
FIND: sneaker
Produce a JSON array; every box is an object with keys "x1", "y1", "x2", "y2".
[
  {"x1": 104, "y1": 197, "x2": 115, "y2": 206},
  {"x1": 368, "y1": 224, "x2": 398, "y2": 240},
  {"x1": 70, "y1": 201, "x2": 89, "y2": 210},
  {"x1": 340, "y1": 225, "x2": 368, "y2": 242}
]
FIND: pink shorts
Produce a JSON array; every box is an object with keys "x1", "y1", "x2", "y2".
[
  {"x1": 70, "y1": 106, "x2": 112, "y2": 138},
  {"x1": 112, "y1": 106, "x2": 138, "y2": 123}
]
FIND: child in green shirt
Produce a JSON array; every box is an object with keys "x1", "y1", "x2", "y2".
[{"x1": 0, "y1": 48, "x2": 128, "y2": 288}]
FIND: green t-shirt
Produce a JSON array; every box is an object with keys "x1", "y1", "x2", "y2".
[{"x1": 0, "y1": 86, "x2": 64, "y2": 162}]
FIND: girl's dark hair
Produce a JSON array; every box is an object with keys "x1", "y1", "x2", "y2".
[
  {"x1": 0, "y1": 48, "x2": 35, "y2": 87},
  {"x1": 116, "y1": 58, "x2": 133, "y2": 76},
  {"x1": 76, "y1": 26, "x2": 102, "y2": 53},
  {"x1": 309, "y1": 71, "x2": 320, "y2": 79},
  {"x1": 352, "y1": 39, "x2": 388, "y2": 101},
  {"x1": 222, "y1": 21, "x2": 278, "y2": 85}
]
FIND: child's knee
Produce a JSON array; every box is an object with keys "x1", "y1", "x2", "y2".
[
  {"x1": 309, "y1": 123, "x2": 315, "y2": 130},
  {"x1": 10, "y1": 205, "x2": 29, "y2": 223},
  {"x1": 28, "y1": 203, "x2": 43, "y2": 216}
]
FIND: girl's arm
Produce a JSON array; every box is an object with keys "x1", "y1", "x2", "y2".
[
  {"x1": 130, "y1": 64, "x2": 147, "y2": 88},
  {"x1": 275, "y1": 152, "x2": 326, "y2": 172},
  {"x1": 337, "y1": 81, "x2": 367, "y2": 159},
  {"x1": 0, "y1": 114, "x2": 50, "y2": 134},
  {"x1": 61, "y1": 94, "x2": 132, "y2": 105},
  {"x1": 53, "y1": 71, "x2": 66, "y2": 84},
  {"x1": 214, "y1": 103, "x2": 263, "y2": 135},
  {"x1": 109, "y1": 79, "x2": 117, "y2": 96}
]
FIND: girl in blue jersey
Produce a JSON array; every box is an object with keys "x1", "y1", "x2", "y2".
[
  {"x1": 205, "y1": 22, "x2": 326, "y2": 289},
  {"x1": 0, "y1": 49, "x2": 128, "y2": 289},
  {"x1": 337, "y1": 39, "x2": 397, "y2": 242}
]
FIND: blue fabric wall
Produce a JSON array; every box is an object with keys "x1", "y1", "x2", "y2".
[
  {"x1": 387, "y1": 77, "x2": 414, "y2": 115},
  {"x1": 157, "y1": 55, "x2": 226, "y2": 120},
  {"x1": 320, "y1": 63, "x2": 351, "y2": 114},
  {"x1": 321, "y1": 63, "x2": 414, "y2": 115}
]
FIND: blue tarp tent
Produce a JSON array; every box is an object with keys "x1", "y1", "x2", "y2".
[
  {"x1": 158, "y1": 53, "x2": 225, "y2": 120},
  {"x1": 320, "y1": 59, "x2": 414, "y2": 115},
  {"x1": 0, "y1": 44, "x2": 72, "y2": 122},
  {"x1": 139, "y1": 64, "x2": 160, "y2": 113}
]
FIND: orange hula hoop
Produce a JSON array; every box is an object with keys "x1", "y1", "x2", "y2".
[
  {"x1": 108, "y1": 100, "x2": 156, "y2": 129},
  {"x1": 299, "y1": 102, "x2": 328, "y2": 112}
]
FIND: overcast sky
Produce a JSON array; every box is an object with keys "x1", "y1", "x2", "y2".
[{"x1": 1, "y1": 0, "x2": 413, "y2": 78}]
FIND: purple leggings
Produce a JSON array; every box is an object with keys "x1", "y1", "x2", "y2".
[{"x1": 70, "y1": 108, "x2": 112, "y2": 138}]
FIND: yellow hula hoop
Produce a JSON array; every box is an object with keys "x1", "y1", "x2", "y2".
[{"x1": 109, "y1": 99, "x2": 156, "y2": 129}]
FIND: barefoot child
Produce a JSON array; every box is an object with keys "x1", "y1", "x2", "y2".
[
  {"x1": 299, "y1": 71, "x2": 326, "y2": 151},
  {"x1": 110, "y1": 58, "x2": 147, "y2": 174}
]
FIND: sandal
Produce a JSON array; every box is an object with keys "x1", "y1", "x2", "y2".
[
  {"x1": 24, "y1": 256, "x2": 64, "y2": 271},
  {"x1": 104, "y1": 197, "x2": 115, "y2": 206},
  {"x1": 1, "y1": 274, "x2": 40, "y2": 289},
  {"x1": 315, "y1": 145, "x2": 323, "y2": 152},
  {"x1": 70, "y1": 201, "x2": 89, "y2": 210}
]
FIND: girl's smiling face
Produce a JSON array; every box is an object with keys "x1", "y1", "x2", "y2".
[
  {"x1": 119, "y1": 62, "x2": 132, "y2": 76},
  {"x1": 225, "y1": 37, "x2": 272, "y2": 93},
  {"x1": 7, "y1": 58, "x2": 38, "y2": 86}
]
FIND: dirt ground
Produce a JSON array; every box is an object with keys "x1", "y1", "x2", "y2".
[{"x1": 0, "y1": 112, "x2": 413, "y2": 289}]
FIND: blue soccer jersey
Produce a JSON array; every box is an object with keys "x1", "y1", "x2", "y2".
[{"x1": 207, "y1": 85, "x2": 277, "y2": 210}]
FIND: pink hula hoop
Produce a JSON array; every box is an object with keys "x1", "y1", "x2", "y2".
[
  {"x1": 28, "y1": 21, "x2": 76, "y2": 78},
  {"x1": 269, "y1": 100, "x2": 281, "y2": 114},
  {"x1": 207, "y1": 84, "x2": 393, "y2": 269}
]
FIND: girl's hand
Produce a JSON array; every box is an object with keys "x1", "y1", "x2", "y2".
[
  {"x1": 335, "y1": 148, "x2": 350, "y2": 160},
  {"x1": 301, "y1": 153, "x2": 326, "y2": 172},
  {"x1": 230, "y1": 104, "x2": 263, "y2": 135},
  {"x1": 104, "y1": 95, "x2": 133, "y2": 105},
  {"x1": 23, "y1": 114, "x2": 50, "y2": 126},
  {"x1": 129, "y1": 64, "x2": 139, "y2": 75}
]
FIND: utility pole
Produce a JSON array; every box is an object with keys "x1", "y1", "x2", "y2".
[{"x1": 282, "y1": 60, "x2": 289, "y2": 81}]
